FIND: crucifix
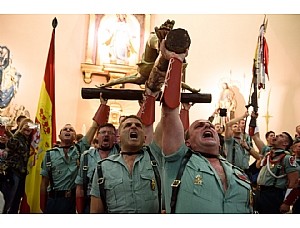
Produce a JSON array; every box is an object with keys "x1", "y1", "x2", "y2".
[
  {"x1": 82, "y1": 19, "x2": 212, "y2": 104},
  {"x1": 262, "y1": 88, "x2": 272, "y2": 132}
]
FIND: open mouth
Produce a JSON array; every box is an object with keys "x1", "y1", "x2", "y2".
[
  {"x1": 203, "y1": 131, "x2": 213, "y2": 138},
  {"x1": 130, "y1": 132, "x2": 138, "y2": 139}
]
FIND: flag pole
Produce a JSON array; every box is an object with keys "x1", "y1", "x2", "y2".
[{"x1": 19, "y1": 17, "x2": 57, "y2": 213}]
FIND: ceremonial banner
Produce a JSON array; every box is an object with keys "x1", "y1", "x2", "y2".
[{"x1": 20, "y1": 18, "x2": 57, "y2": 213}]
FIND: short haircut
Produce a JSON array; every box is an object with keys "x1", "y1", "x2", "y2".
[
  {"x1": 98, "y1": 123, "x2": 116, "y2": 132},
  {"x1": 265, "y1": 131, "x2": 275, "y2": 140},
  {"x1": 119, "y1": 115, "x2": 143, "y2": 127},
  {"x1": 282, "y1": 131, "x2": 293, "y2": 150}
]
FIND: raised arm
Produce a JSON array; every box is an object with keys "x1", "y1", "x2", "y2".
[
  {"x1": 162, "y1": 104, "x2": 184, "y2": 155},
  {"x1": 224, "y1": 111, "x2": 248, "y2": 139},
  {"x1": 159, "y1": 36, "x2": 189, "y2": 155},
  {"x1": 252, "y1": 131, "x2": 266, "y2": 153},
  {"x1": 85, "y1": 93, "x2": 110, "y2": 145},
  {"x1": 136, "y1": 88, "x2": 160, "y2": 146}
]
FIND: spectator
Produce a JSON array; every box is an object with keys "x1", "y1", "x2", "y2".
[
  {"x1": 10, "y1": 115, "x2": 27, "y2": 135},
  {"x1": 2, "y1": 118, "x2": 35, "y2": 213}
]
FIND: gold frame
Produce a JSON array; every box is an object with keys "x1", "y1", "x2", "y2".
[{"x1": 81, "y1": 14, "x2": 151, "y2": 84}]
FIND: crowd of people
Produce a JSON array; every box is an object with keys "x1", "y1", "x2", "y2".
[{"x1": 0, "y1": 22, "x2": 300, "y2": 214}]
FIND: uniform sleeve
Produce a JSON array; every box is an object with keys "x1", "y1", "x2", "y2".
[
  {"x1": 40, "y1": 152, "x2": 49, "y2": 177},
  {"x1": 163, "y1": 143, "x2": 187, "y2": 162},
  {"x1": 283, "y1": 155, "x2": 299, "y2": 174},
  {"x1": 77, "y1": 136, "x2": 91, "y2": 153},
  {"x1": 148, "y1": 141, "x2": 163, "y2": 165},
  {"x1": 75, "y1": 152, "x2": 85, "y2": 185}
]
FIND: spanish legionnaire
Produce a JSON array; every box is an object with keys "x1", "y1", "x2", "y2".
[
  {"x1": 158, "y1": 30, "x2": 252, "y2": 213},
  {"x1": 279, "y1": 138, "x2": 300, "y2": 213},
  {"x1": 75, "y1": 95, "x2": 119, "y2": 213},
  {"x1": 89, "y1": 112, "x2": 163, "y2": 213},
  {"x1": 39, "y1": 94, "x2": 104, "y2": 214},
  {"x1": 88, "y1": 21, "x2": 191, "y2": 214},
  {"x1": 256, "y1": 132, "x2": 299, "y2": 214}
]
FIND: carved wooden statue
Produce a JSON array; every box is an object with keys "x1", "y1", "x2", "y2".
[{"x1": 97, "y1": 19, "x2": 200, "y2": 93}]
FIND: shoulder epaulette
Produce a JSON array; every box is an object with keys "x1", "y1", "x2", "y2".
[
  {"x1": 82, "y1": 150, "x2": 90, "y2": 156},
  {"x1": 46, "y1": 147, "x2": 60, "y2": 153},
  {"x1": 231, "y1": 164, "x2": 246, "y2": 173}
]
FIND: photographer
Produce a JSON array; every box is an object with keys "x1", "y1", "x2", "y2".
[{"x1": 2, "y1": 118, "x2": 36, "y2": 213}]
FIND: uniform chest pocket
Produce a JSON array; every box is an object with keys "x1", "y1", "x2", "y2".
[
  {"x1": 104, "y1": 178, "x2": 126, "y2": 208},
  {"x1": 140, "y1": 174, "x2": 157, "y2": 201},
  {"x1": 49, "y1": 158, "x2": 65, "y2": 180},
  {"x1": 180, "y1": 163, "x2": 215, "y2": 202}
]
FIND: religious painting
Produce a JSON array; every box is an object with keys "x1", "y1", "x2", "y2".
[
  {"x1": 97, "y1": 14, "x2": 140, "y2": 66},
  {"x1": 81, "y1": 14, "x2": 150, "y2": 84},
  {"x1": 0, "y1": 46, "x2": 22, "y2": 108}
]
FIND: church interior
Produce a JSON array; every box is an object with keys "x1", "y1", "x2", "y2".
[{"x1": 1, "y1": 13, "x2": 300, "y2": 140}]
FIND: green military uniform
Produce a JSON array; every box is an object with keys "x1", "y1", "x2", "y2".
[
  {"x1": 257, "y1": 149, "x2": 297, "y2": 188},
  {"x1": 40, "y1": 137, "x2": 90, "y2": 213},
  {"x1": 292, "y1": 156, "x2": 300, "y2": 213},
  {"x1": 256, "y1": 149, "x2": 298, "y2": 213},
  {"x1": 75, "y1": 145, "x2": 120, "y2": 194},
  {"x1": 224, "y1": 137, "x2": 251, "y2": 170},
  {"x1": 261, "y1": 145, "x2": 272, "y2": 157},
  {"x1": 90, "y1": 142, "x2": 162, "y2": 213},
  {"x1": 163, "y1": 143, "x2": 252, "y2": 213},
  {"x1": 41, "y1": 137, "x2": 90, "y2": 190},
  {"x1": 75, "y1": 145, "x2": 119, "y2": 214}
]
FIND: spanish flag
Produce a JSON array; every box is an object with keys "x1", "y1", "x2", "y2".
[{"x1": 19, "y1": 18, "x2": 57, "y2": 213}]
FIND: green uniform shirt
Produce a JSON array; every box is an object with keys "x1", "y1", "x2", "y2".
[
  {"x1": 261, "y1": 145, "x2": 271, "y2": 157},
  {"x1": 224, "y1": 137, "x2": 250, "y2": 170},
  {"x1": 90, "y1": 142, "x2": 162, "y2": 213},
  {"x1": 257, "y1": 149, "x2": 298, "y2": 189},
  {"x1": 40, "y1": 137, "x2": 90, "y2": 191},
  {"x1": 163, "y1": 143, "x2": 251, "y2": 213},
  {"x1": 75, "y1": 145, "x2": 119, "y2": 195}
]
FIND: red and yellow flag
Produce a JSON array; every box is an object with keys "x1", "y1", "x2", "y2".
[{"x1": 20, "y1": 18, "x2": 57, "y2": 213}]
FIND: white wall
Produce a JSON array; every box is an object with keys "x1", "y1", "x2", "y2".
[{"x1": 1, "y1": 14, "x2": 300, "y2": 138}]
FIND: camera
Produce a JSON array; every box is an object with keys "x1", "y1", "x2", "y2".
[
  {"x1": 28, "y1": 122, "x2": 39, "y2": 129},
  {"x1": 219, "y1": 108, "x2": 227, "y2": 117}
]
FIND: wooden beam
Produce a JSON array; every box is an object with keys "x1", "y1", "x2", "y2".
[{"x1": 81, "y1": 88, "x2": 212, "y2": 103}]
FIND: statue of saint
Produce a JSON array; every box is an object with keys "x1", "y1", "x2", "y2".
[{"x1": 217, "y1": 82, "x2": 237, "y2": 120}]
